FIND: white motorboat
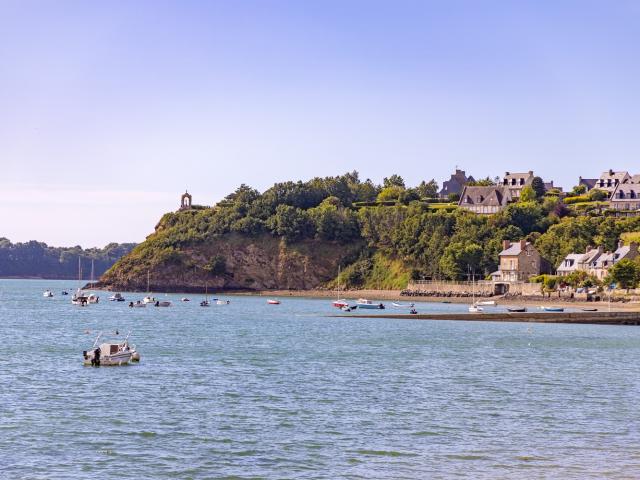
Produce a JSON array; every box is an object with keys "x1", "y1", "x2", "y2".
[
  {"x1": 216, "y1": 299, "x2": 229, "y2": 305},
  {"x1": 143, "y1": 296, "x2": 156, "y2": 304},
  {"x1": 72, "y1": 289, "x2": 89, "y2": 306},
  {"x1": 468, "y1": 305, "x2": 484, "y2": 313},
  {"x1": 181, "y1": 297, "x2": 190, "y2": 302},
  {"x1": 43, "y1": 290, "x2": 53, "y2": 298},
  {"x1": 82, "y1": 331, "x2": 138, "y2": 366},
  {"x1": 87, "y1": 293, "x2": 99, "y2": 304},
  {"x1": 200, "y1": 300, "x2": 210, "y2": 307},
  {"x1": 476, "y1": 300, "x2": 497, "y2": 306},
  {"x1": 109, "y1": 293, "x2": 125, "y2": 302},
  {"x1": 392, "y1": 302, "x2": 414, "y2": 308},
  {"x1": 154, "y1": 300, "x2": 172, "y2": 307},
  {"x1": 129, "y1": 300, "x2": 146, "y2": 308},
  {"x1": 356, "y1": 298, "x2": 385, "y2": 309}
]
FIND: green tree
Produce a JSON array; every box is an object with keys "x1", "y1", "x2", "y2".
[
  {"x1": 570, "y1": 184, "x2": 587, "y2": 196},
  {"x1": 520, "y1": 185, "x2": 537, "y2": 202},
  {"x1": 439, "y1": 241, "x2": 483, "y2": 279},
  {"x1": 416, "y1": 179, "x2": 439, "y2": 198},
  {"x1": 588, "y1": 189, "x2": 609, "y2": 201},
  {"x1": 466, "y1": 176, "x2": 495, "y2": 186},
  {"x1": 531, "y1": 176, "x2": 546, "y2": 198},
  {"x1": 266, "y1": 205, "x2": 315, "y2": 242},
  {"x1": 383, "y1": 174, "x2": 405, "y2": 188},
  {"x1": 606, "y1": 259, "x2": 640, "y2": 291},
  {"x1": 377, "y1": 186, "x2": 404, "y2": 202},
  {"x1": 447, "y1": 192, "x2": 461, "y2": 203}
]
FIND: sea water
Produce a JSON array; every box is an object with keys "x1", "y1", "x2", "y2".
[{"x1": 1, "y1": 279, "x2": 640, "y2": 479}]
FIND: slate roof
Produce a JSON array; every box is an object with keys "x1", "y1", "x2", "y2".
[
  {"x1": 499, "y1": 241, "x2": 530, "y2": 256},
  {"x1": 459, "y1": 186, "x2": 511, "y2": 207}
]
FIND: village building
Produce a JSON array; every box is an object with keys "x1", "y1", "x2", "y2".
[
  {"x1": 610, "y1": 182, "x2": 640, "y2": 212},
  {"x1": 595, "y1": 170, "x2": 631, "y2": 194},
  {"x1": 588, "y1": 242, "x2": 638, "y2": 280},
  {"x1": 457, "y1": 185, "x2": 512, "y2": 214},
  {"x1": 557, "y1": 246, "x2": 604, "y2": 277},
  {"x1": 496, "y1": 239, "x2": 550, "y2": 282},
  {"x1": 501, "y1": 171, "x2": 534, "y2": 199},
  {"x1": 439, "y1": 169, "x2": 475, "y2": 199},
  {"x1": 578, "y1": 176, "x2": 598, "y2": 192}
]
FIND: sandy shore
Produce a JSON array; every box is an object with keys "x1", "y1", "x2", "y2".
[{"x1": 230, "y1": 289, "x2": 640, "y2": 312}]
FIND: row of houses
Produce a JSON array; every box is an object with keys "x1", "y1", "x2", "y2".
[
  {"x1": 441, "y1": 169, "x2": 640, "y2": 214},
  {"x1": 490, "y1": 238, "x2": 638, "y2": 286}
]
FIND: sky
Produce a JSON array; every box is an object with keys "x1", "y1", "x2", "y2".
[{"x1": 1, "y1": 0, "x2": 640, "y2": 247}]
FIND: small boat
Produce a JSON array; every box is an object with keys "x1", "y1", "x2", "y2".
[
  {"x1": 216, "y1": 299, "x2": 230, "y2": 305},
  {"x1": 582, "y1": 307, "x2": 598, "y2": 312},
  {"x1": 476, "y1": 300, "x2": 497, "y2": 306},
  {"x1": 143, "y1": 296, "x2": 156, "y2": 304},
  {"x1": 200, "y1": 300, "x2": 210, "y2": 307},
  {"x1": 61, "y1": 290, "x2": 69, "y2": 296},
  {"x1": 87, "y1": 293, "x2": 99, "y2": 304},
  {"x1": 43, "y1": 290, "x2": 53, "y2": 298},
  {"x1": 468, "y1": 306, "x2": 483, "y2": 313},
  {"x1": 507, "y1": 307, "x2": 527, "y2": 312},
  {"x1": 181, "y1": 297, "x2": 190, "y2": 302},
  {"x1": 356, "y1": 299, "x2": 385, "y2": 309},
  {"x1": 71, "y1": 289, "x2": 89, "y2": 306},
  {"x1": 129, "y1": 300, "x2": 146, "y2": 308},
  {"x1": 541, "y1": 306, "x2": 564, "y2": 312},
  {"x1": 333, "y1": 299, "x2": 349, "y2": 308},
  {"x1": 267, "y1": 299, "x2": 281, "y2": 305},
  {"x1": 392, "y1": 302, "x2": 415, "y2": 308},
  {"x1": 154, "y1": 300, "x2": 172, "y2": 307},
  {"x1": 341, "y1": 305, "x2": 354, "y2": 312},
  {"x1": 82, "y1": 331, "x2": 137, "y2": 366},
  {"x1": 109, "y1": 293, "x2": 125, "y2": 302},
  {"x1": 441, "y1": 301, "x2": 451, "y2": 304}
]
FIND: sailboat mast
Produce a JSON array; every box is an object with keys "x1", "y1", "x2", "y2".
[{"x1": 91, "y1": 259, "x2": 94, "y2": 285}]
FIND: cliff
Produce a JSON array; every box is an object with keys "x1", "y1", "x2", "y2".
[{"x1": 97, "y1": 233, "x2": 364, "y2": 292}]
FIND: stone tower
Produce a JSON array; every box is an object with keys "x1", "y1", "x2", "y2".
[{"x1": 180, "y1": 190, "x2": 192, "y2": 210}]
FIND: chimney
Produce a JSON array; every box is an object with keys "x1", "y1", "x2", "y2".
[
  {"x1": 502, "y1": 240, "x2": 511, "y2": 250},
  {"x1": 597, "y1": 246, "x2": 604, "y2": 254},
  {"x1": 505, "y1": 171, "x2": 510, "y2": 176},
  {"x1": 609, "y1": 169, "x2": 614, "y2": 176},
  {"x1": 520, "y1": 239, "x2": 527, "y2": 249},
  {"x1": 586, "y1": 245, "x2": 592, "y2": 253}
]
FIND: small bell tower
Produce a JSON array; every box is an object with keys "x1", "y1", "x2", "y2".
[{"x1": 180, "y1": 190, "x2": 192, "y2": 210}]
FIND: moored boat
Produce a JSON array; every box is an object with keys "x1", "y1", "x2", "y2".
[
  {"x1": 43, "y1": 290, "x2": 53, "y2": 298},
  {"x1": 468, "y1": 305, "x2": 483, "y2": 313},
  {"x1": 181, "y1": 297, "x2": 190, "y2": 302},
  {"x1": 507, "y1": 306, "x2": 527, "y2": 312},
  {"x1": 87, "y1": 293, "x2": 99, "y2": 304},
  {"x1": 216, "y1": 299, "x2": 229, "y2": 305},
  {"x1": 82, "y1": 331, "x2": 137, "y2": 366},
  {"x1": 109, "y1": 293, "x2": 125, "y2": 302},
  {"x1": 392, "y1": 302, "x2": 414, "y2": 308},
  {"x1": 541, "y1": 306, "x2": 564, "y2": 312},
  {"x1": 476, "y1": 300, "x2": 497, "y2": 306},
  {"x1": 333, "y1": 299, "x2": 349, "y2": 308},
  {"x1": 356, "y1": 299, "x2": 385, "y2": 309},
  {"x1": 267, "y1": 299, "x2": 281, "y2": 305},
  {"x1": 154, "y1": 300, "x2": 172, "y2": 307},
  {"x1": 129, "y1": 300, "x2": 146, "y2": 308},
  {"x1": 72, "y1": 289, "x2": 89, "y2": 306}
]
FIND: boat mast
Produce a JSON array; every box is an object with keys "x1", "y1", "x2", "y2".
[
  {"x1": 90, "y1": 259, "x2": 94, "y2": 286},
  {"x1": 147, "y1": 271, "x2": 150, "y2": 294}
]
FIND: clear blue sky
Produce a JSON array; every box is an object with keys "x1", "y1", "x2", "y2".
[{"x1": 1, "y1": 0, "x2": 639, "y2": 247}]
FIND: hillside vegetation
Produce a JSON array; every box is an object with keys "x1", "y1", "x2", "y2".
[
  {"x1": 0, "y1": 239, "x2": 136, "y2": 279},
  {"x1": 100, "y1": 172, "x2": 640, "y2": 291}
]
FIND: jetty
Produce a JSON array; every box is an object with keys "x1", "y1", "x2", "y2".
[{"x1": 333, "y1": 311, "x2": 640, "y2": 325}]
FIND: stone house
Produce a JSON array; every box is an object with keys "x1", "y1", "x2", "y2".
[
  {"x1": 439, "y1": 169, "x2": 475, "y2": 199},
  {"x1": 498, "y1": 239, "x2": 549, "y2": 282},
  {"x1": 501, "y1": 171, "x2": 534, "y2": 199},
  {"x1": 557, "y1": 246, "x2": 604, "y2": 277},
  {"x1": 595, "y1": 170, "x2": 631, "y2": 194},
  {"x1": 587, "y1": 241, "x2": 639, "y2": 280},
  {"x1": 610, "y1": 183, "x2": 640, "y2": 212},
  {"x1": 457, "y1": 186, "x2": 512, "y2": 214}
]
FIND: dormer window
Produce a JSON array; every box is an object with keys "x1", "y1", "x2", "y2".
[
  {"x1": 503, "y1": 179, "x2": 508, "y2": 185},
  {"x1": 608, "y1": 179, "x2": 612, "y2": 187},
  {"x1": 520, "y1": 178, "x2": 525, "y2": 185}
]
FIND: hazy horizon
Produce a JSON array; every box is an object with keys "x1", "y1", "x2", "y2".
[{"x1": 2, "y1": 0, "x2": 640, "y2": 247}]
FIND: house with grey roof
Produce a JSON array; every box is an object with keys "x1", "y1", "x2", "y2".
[
  {"x1": 595, "y1": 170, "x2": 631, "y2": 194},
  {"x1": 458, "y1": 185, "x2": 512, "y2": 214},
  {"x1": 557, "y1": 246, "x2": 604, "y2": 277},
  {"x1": 587, "y1": 241, "x2": 638, "y2": 280},
  {"x1": 610, "y1": 182, "x2": 640, "y2": 212},
  {"x1": 577, "y1": 177, "x2": 597, "y2": 192},
  {"x1": 439, "y1": 169, "x2": 475, "y2": 199},
  {"x1": 501, "y1": 171, "x2": 534, "y2": 199},
  {"x1": 498, "y1": 239, "x2": 550, "y2": 282}
]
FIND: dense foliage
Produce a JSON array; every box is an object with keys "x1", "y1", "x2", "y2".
[
  {"x1": 0, "y1": 239, "x2": 136, "y2": 279},
  {"x1": 110, "y1": 171, "x2": 640, "y2": 288}
]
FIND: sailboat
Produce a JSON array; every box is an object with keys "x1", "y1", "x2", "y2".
[
  {"x1": 200, "y1": 282, "x2": 210, "y2": 307},
  {"x1": 468, "y1": 270, "x2": 483, "y2": 313},
  {"x1": 332, "y1": 265, "x2": 349, "y2": 308},
  {"x1": 143, "y1": 271, "x2": 156, "y2": 304},
  {"x1": 87, "y1": 259, "x2": 99, "y2": 303},
  {"x1": 71, "y1": 257, "x2": 89, "y2": 306}
]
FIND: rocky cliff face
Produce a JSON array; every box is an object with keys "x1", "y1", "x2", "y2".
[{"x1": 96, "y1": 233, "x2": 364, "y2": 292}]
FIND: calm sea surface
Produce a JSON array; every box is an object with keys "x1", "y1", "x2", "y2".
[{"x1": 2, "y1": 279, "x2": 640, "y2": 479}]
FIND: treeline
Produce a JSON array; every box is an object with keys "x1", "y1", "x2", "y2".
[
  {"x1": 0, "y1": 239, "x2": 136, "y2": 279},
  {"x1": 118, "y1": 172, "x2": 640, "y2": 288}
]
